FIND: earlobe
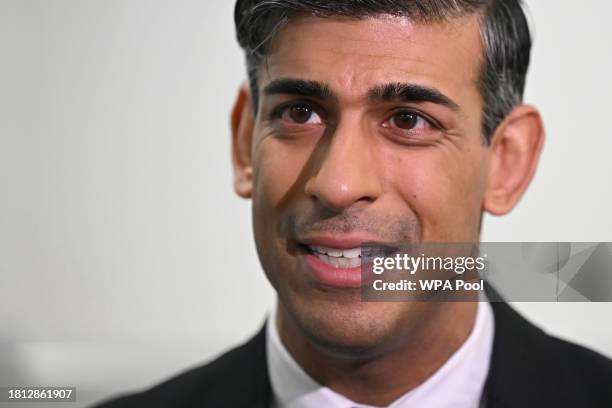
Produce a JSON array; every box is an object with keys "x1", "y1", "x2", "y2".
[
  {"x1": 231, "y1": 83, "x2": 255, "y2": 198},
  {"x1": 483, "y1": 105, "x2": 545, "y2": 215}
]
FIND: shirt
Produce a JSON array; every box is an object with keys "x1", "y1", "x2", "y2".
[{"x1": 266, "y1": 299, "x2": 494, "y2": 408}]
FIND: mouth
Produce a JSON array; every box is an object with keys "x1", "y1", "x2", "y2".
[
  {"x1": 295, "y1": 231, "x2": 407, "y2": 288},
  {"x1": 297, "y1": 235, "x2": 381, "y2": 288},
  {"x1": 306, "y1": 245, "x2": 362, "y2": 268}
]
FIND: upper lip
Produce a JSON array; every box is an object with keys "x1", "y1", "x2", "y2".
[{"x1": 298, "y1": 233, "x2": 386, "y2": 249}]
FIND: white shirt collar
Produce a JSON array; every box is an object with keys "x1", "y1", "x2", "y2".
[{"x1": 266, "y1": 299, "x2": 494, "y2": 408}]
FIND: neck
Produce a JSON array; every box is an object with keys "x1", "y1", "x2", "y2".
[{"x1": 276, "y1": 301, "x2": 478, "y2": 406}]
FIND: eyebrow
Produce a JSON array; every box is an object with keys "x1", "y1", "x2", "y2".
[
  {"x1": 262, "y1": 78, "x2": 460, "y2": 112},
  {"x1": 262, "y1": 78, "x2": 335, "y2": 101},
  {"x1": 368, "y1": 82, "x2": 460, "y2": 112}
]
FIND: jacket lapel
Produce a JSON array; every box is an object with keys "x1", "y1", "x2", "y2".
[{"x1": 235, "y1": 323, "x2": 272, "y2": 408}]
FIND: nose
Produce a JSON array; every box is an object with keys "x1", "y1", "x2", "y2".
[{"x1": 305, "y1": 118, "x2": 382, "y2": 212}]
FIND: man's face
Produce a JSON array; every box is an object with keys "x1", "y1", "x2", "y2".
[{"x1": 247, "y1": 15, "x2": 490, "y2": 350}]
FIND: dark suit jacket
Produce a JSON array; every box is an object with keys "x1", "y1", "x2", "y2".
[{"x1": 94, "y1": 297, "x2": 612, "y2": 407}]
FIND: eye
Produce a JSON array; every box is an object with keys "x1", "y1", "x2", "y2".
[
  {"x1": 387, "y1": 111, "x2": 431, "y2": 131},
  {"x1": 280, "y1": 104, "x2": 323, "y2": 125}
]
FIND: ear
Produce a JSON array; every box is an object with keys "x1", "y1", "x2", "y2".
[
  {"x1": 231, "y1": 83, "x2": 255, "y2": 198},
  {"x1": 483, "y1": 104, "x2": 545, "y2": 215}
]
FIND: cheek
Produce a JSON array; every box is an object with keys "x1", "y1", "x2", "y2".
[
  {"x1": 252, "y1": 138, "x2": 312, "y2": 211},
  {"x1": 385, "y1": 149, "x2": 486, "y2": 240}
]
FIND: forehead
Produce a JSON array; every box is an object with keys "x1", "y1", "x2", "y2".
[{"x1": 262, "y1": 14, "x2": 484, "y2": 107}]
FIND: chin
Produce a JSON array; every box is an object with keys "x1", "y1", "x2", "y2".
[{"x1": 288, "y1": 294, "x2": 413, "y2": 357}]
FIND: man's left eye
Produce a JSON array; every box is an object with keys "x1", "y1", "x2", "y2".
[{"x1": 386, "y1": 111, "x2": 431, "y2": 131}]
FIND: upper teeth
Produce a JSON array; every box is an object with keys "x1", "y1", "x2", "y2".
[{"x1": 310, "y1": 246, "x2": 361, "y2": 259}]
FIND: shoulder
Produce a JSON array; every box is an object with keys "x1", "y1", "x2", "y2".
[
  {"x1": 487, "y1": 299, "x2": 612, "y2": 407},
  {"x1": 548, "y1": 334, "x2": 612, "y2": 392},
  {"x1": 92, "y1": 324, "x2": 270, "y2": 408}
]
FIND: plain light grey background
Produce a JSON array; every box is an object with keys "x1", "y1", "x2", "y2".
[{"x1": 1, "y1": 1, "x2": 611, "y2": 407}]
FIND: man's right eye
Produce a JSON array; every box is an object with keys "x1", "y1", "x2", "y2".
[{"x1": 280, "y1": 104, "x2": 323, "y2": 125}]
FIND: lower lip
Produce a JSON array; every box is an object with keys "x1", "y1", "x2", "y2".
[{"x1": 304, "y1": 253, "x2": 364, "y2": 288}]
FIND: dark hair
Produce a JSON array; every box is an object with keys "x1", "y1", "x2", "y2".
[{"x1": 234, "y1": 0, "x2": 532, "y2": 145}]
